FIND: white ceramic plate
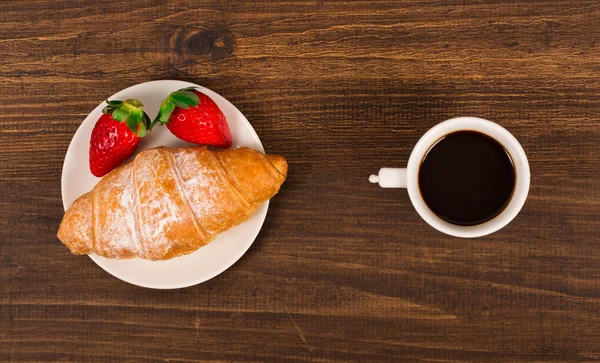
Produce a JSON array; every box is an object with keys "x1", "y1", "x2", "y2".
[{"x1": 61, "y1": 80, "x2": 268, "y2": 289}]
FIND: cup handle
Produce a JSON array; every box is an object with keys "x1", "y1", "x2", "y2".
[{"x1": 369, "y1": 168, "x2": 407, "y2": 188}]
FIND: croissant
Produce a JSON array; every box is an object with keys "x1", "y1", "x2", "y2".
[{"x1": 58, "y1": 146, "x2": 287, "y2": 260}]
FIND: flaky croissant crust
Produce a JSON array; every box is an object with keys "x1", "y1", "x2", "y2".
[{"x1": 58, "y1": 146, "x2": 287, "y2": 260}]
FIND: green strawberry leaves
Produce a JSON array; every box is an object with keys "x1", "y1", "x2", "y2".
[
  {"x1": 158, "y1": 102, "x2": 175, "y2": 123},
  {"x1": 143, "y1": 112, "x2": 151, "y2": 129},
  {"x1": 111, "y1": 108, "x2": 129, "y2": 122},
  {"x1": 127, "y1": 113, "x2": 147, "y2": 137},
  {"x1": 102, "y1": 87, "x2": 202, "y2": 135},
  {"x1": 102, "y1": 100, "x2": 123, "y2": 114},
  {"x1": 102, "y1": 99, "x2": 150, "y2": 137},
  {"x1": 170, "y1": 91, "x2": 199, "y2": 108},
  {"x1": 150, "y1": 87, "x2": 201, "y2": 130}
]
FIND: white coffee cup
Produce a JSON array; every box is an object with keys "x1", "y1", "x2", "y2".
[{"x1": 369, "y1": 117, "x2": 530, "y2": 238}]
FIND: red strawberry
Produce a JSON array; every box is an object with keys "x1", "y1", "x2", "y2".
[
  {"x1": 89, "y1": 99, "x2": 150, "y2": 177},
  {"x1": 151, "y1": 88, "x2": 232, "y2": 148}
]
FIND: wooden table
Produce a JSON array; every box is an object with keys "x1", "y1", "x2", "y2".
[{"x1": 1, "y1": 1, "x2": 599, "y2": 361}]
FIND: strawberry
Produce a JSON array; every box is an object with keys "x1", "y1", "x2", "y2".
[
  {"x1": 89, "y1": 99, "x2": 150, "y2": 177},
  {"x1": 150, "y1": 88, "x2": 232, "y2": 148}
]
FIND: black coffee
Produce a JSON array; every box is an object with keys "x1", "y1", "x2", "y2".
[{"x1": 418, "y1": 131, "x2": 515, "y2": 226}]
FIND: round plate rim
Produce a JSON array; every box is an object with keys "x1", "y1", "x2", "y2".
[{"x1": 60, "y1": 79, "x2": 268, "y2": 289}]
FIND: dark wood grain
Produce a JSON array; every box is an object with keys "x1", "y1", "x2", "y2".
[{"x1": 1, "y1": 0, "x2": 599, "y2": 361}]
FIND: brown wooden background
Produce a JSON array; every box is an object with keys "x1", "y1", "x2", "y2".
[{"x1": 1, "y1": 0, "x2": 600, "y2": 362}]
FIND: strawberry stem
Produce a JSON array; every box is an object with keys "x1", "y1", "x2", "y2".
[
  {"x1": 150, "y1": 88, "x2": 201, "y2": 130},
  {"x1": 123, "y1": 99, "x2": 143, "y2": 113},
  {"x1": 103, "y1": 99, "x2": 150, "y2": 137}
]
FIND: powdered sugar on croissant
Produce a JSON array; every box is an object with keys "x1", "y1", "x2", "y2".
[{"x1": 58, "y1": 147, "x2": 287, "y2": 260}]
